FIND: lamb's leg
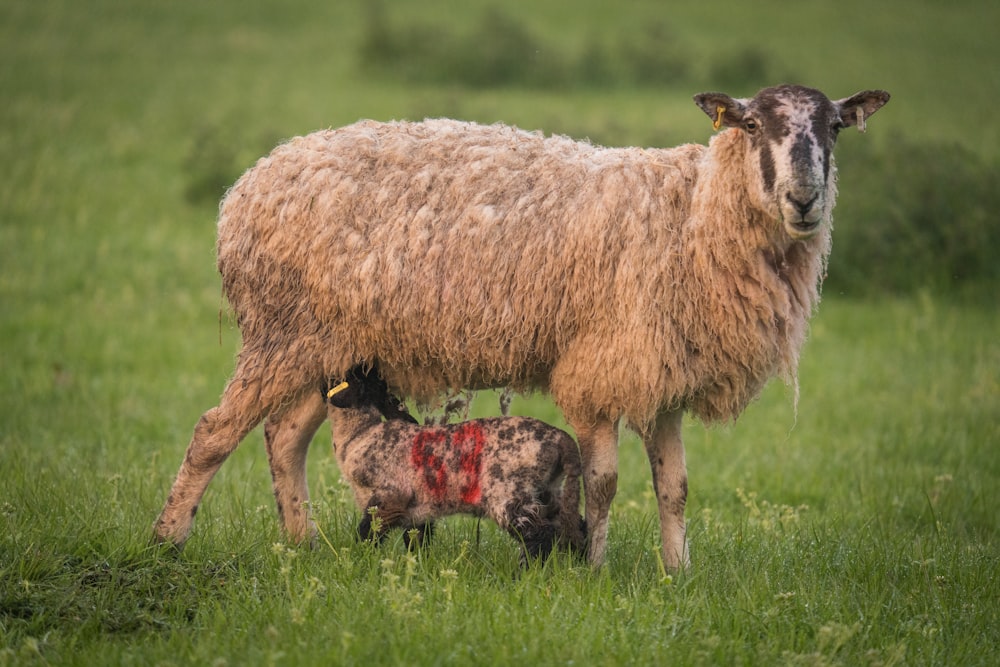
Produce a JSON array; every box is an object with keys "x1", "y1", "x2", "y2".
[
  {"x1": 263, "y1": 391, "x2": 327, "y2": 545},
  {"x1": 358, "y1": 495, "x2": 410, "y2": 544},
  {"x1": 643, "y1": 409, "x2": 690, "y2": 570},
  {"x1": 514, "y1": 521, "x2": 558, "y2": 566},
  {"x1": 502, "y1": 495, "x2": 559, "y2": 565},
  {"x1": 153, "y1": 367, "x2": 271, "y2": 548},
  {"x1": 402, "y1": 520, "x2": 435, "y2": 549},
  {"x1": 573, "y1": 417, "x2": 619, "y2": 566},
  {"x1": 357, "y1": 504, "x2": 384, "y2": 543}
]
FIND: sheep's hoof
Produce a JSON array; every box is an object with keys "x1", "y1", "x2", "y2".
[{"x1": 149, "y1": 533, "x2": 184, "y2": 557}]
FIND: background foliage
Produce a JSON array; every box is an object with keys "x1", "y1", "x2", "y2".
[
  {"x1": 1, "y1": 0, "x2": 997, "y2": 664},
  {"x1": 351, "y1": 1, "x2": 1000, "y2": 296}
]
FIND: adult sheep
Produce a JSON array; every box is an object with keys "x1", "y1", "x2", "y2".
[{"x1": 153, "y1": 84, "x2": 889, "y2": 569}]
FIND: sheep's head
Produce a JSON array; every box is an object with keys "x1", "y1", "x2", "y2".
[
  {"x1": 694, "y1": 84, "x2": 889, "y2": 241},
  {"x1": 326, "y1": 364, "x2": 418, "y2": 423}
]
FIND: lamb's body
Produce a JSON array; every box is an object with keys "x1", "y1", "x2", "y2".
[
  {"x1": 155, "y1": 85, "x2": 889, "y2": 569},
  {"x1": 328, "y1": 398, "x2": 586, "y2": 560}
]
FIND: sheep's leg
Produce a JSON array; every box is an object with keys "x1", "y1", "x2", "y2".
[
  {"x1": 573, "y1": 417, "x2": 619, "y2": 566},
  {"x1": 263, "y1": 391, "x2": 327, "y2": 545},
  {"x1": 153, "y1": 369, "x2": 271, "y2": 547},
  {"x1": 643, "y1": 409, "x2": 690, "y2": 570}
]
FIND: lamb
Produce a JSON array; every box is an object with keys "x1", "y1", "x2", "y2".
[
  {"x1": 153, "y1": 84, "x2": 889, "y2": 570},
  {"x1": 324, "y1": 364, "x2": 586, "y2": 562}
]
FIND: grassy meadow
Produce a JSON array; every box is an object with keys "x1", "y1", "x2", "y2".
[{"x1": 2, "y1": 0, "x2": 998, "y2": 664}]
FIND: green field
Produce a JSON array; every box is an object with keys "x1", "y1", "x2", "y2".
[{"x1": 2, "y1": 1, "x2": 998, "y2": 664}]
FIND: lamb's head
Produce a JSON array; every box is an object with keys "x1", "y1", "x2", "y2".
[
  {"x1": 326, "y1": 364, "x2": 418, "y2": 423},
  {"x1": 694, "y1": 84, "x2": 889, "y2": 241}
]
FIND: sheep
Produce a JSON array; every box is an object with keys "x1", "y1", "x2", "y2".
[
  {"x1": 323, "y1": 364, "x2": 586, "y2": 562},
  {"x1": 153, "y1": 84, "x2": 889, "y2": 570}
]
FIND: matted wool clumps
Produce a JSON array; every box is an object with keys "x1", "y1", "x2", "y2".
[{"x1": 219, "y1": 120, "x2": 822, "y2": 429}]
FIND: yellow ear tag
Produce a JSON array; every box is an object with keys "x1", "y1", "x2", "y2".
[
  {"x1": 327, "y1": 381, "x2": 349, "y2": 398},
  {"x1": 713, "y1": 105, "x2": 726, "y2": 131},
  {"x1": 856, "y1": 106, "x2": 866, "y2": 133}
]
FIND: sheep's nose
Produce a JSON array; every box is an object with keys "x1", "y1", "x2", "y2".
[{"x1": 786, "y1": 193, "x2": 818, "y2": 217}]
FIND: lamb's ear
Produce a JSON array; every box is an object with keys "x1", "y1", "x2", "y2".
[
  {"x1": 326, "y1": 380, "x2": 352, "y2": 408},
  {"x1": 836, "y1": 90, "x2": 890, "y2": 133},
  {"x1": 368, "y1": 375, "x2": 418, "y2": 423},
  {"x1": 693, "y1": 92, "x2": 747, "y2": 130},
  {"x1": 381, "y1": 398, "x2": 418, "y2": 424}
]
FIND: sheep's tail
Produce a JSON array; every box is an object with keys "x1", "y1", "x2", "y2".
[{"x1": 557, "y1": 436, "x2": 587, "y2": 554}]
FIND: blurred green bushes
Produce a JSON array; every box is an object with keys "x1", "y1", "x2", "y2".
[
  {"x1": 831, "y1": 133, "x2": 1000, "y2": 297},
  {"x1": 183, "y1": 125, "x2": 283, "y2": 207},
  {"x1": 355, "y1": 3, "x2": 999, "y2": 298},
  {"x1": 358, "y1": 1, "x2": 787, "y2": 90},
  {"x1": 183, "y1": 116, "x2": 1000, "y2": 302}
]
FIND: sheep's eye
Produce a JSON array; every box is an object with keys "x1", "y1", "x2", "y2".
[{"x1": 744, "y1": 119, "x2": 759, "y2": 133}]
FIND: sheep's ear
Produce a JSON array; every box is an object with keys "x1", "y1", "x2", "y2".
[
  {"x1": 693, "y1": 92, "x2": 747, "y2": 130},
  {"x1": 835, "y1": 90, "x2": 890, "y2": 133}
]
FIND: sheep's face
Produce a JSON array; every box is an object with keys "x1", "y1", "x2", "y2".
[{"x1": 695, "y1": 85, "x2": 889, "y2": 241}]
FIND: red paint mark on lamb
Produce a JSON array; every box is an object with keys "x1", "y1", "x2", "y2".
[
  {"x1": 411, "y1": 430, "x2": 448, "y2": 501},
  {"x1": 454, "y1": 422, "x2": 485, "y2": 504}
]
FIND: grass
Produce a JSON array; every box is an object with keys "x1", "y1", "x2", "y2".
[
  {"x1": 3, "y1": 299, "x2": 998, "y2": 665},
  {"x1": 2, "y1": 0, "x2": 998, "y2": 664}
]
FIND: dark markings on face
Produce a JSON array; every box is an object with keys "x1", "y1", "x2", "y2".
[
  {"x1": 745, "y1": 85, "x2": 840, "y2": 194},
  {"x1": 748, "y1": 89, "x2": 790, "y2": 194},
  {"x1": 808, "y1": 95, "x2": 839, "y2": 180},
  {"x1": 790, "y1": 131, "x2": 813, "y2": 179},
  {"x1": 759, "y1": 142, "x2": 776, "y2": 193}
]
